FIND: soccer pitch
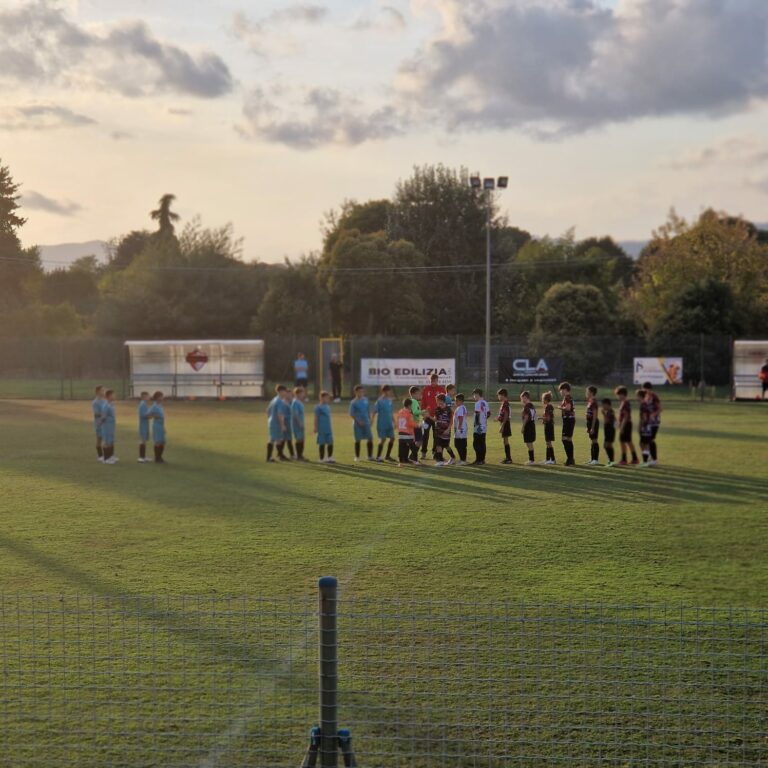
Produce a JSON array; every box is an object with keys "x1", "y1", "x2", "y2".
[
  {"x1": 0, "y1": 398, "x2": 766, "y2": 766},
  {"x1": 1, "y1": 398, "x2": 765, "y2": 603}
]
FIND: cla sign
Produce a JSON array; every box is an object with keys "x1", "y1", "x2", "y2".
[
  {"x1": 185, "y1": 348, "x2": 208, "y2": 372},
  {"x1": 513, "y1": 358, "x2": 549, "y2": 375},
  {"x1": 498, "y1": 356, "x2": 561, "y2": 383}
]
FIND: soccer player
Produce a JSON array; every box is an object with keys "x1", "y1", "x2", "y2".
[
  {"x1": 453, "y1": 393, "x2": 469, "y2": 465},
  {"x1": 374, "y1": 385, "x2": 396, "y2": 462},
  {"x1": 137, "y1": 391, "x2": 151, "y2": 463},
  {"x1": 557, "y1": 382, "x2": 576, "y2": 466},
  {"x1": 471, "y1": 388, "x2": 489, "y2": 465},
  {"x1": 496, "y1": 388, "x2": 513, "y2": 464},
  {"x1": 614, "y1": 386, "x2": 639, "y2": 465},
  {"x1": 520, "y1": 391, "x2": 537, "y2": 465},
  {"x1": 637, "y1": 388, "x2": 652, "y2": 465},
  {"x1": 540, "y1": 391, "x2": 556, "y2": 465},
  {"x1": 433, "y1": 394, "x2": 456, "y2": 466},
  {"x1": 585, "y1": 385, "x2": 600, "y2": 465},
  {"x1": 267, "y1": 384, "x2": 288, "y2": 462},
  {"x1": 643, "y1": 381, "x2": 662, "y2": 466},
  {"x1": 101, "y1": 389, "x2": 118, "y2": 464},
  {"x1": 314, "y1": 391, "x2": 335, "y2": 463},
  {"x1": 148, "y1": 391, "x2": 166, "y2": 463},
  {"x1": 280, "y1": 387, "x2": 295, "y2": 459},
  {"x1": 420, "y1": 373, "x2": 446, "y2": 459},
  {"x1": 291, "y1": 386, "x2": 307, "y2": 461},
  {"x1": 396, "y1": 397, "x2": 416, "y2": 467},
  {"x1": 349, "y1": 385, "x2": 374, "y2": 462},
  {"x1": 92, "y1": 385, "x2": 106, "y2": 462},
  {"x1": 601, "y1": 398, "x2": 617, "y2": 467},
  {"x1": 408, "y1": 386, "x2": 423, "y2": 463},
  {"x1": 445, "y1": 384, "x2": 456, "y2": 408}
]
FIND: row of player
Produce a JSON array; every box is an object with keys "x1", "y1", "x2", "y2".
[
  {"x1": 91, "y1": 388, "x2": 167, "y2": 464},
  {"x1": 267, "y1": 373, "x2": 662, "y2": 467}
]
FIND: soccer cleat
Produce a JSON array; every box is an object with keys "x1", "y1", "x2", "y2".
[
  {"x1": 105, "y1": 457, "x2": 117, "y2": 465},
  {"x1": 385, "y1": 457, "x2": 397, "y2": 463},
  {"x1": 411, "y1": 459, "x2": 421, "y2": 465},
  {"x1": 435, "y1": 461, "x2": 446, "y2": 467},
  {"x1": 500, "y1": 459, "x2": 513, "y2": 465},
  {"x1": 354, "y1": 457, "x2": 360, "y2": 462},
  {"x1": 97, "y1": 456, "x2": 105, "y2": 462},
  {"x1": 648, "y1": 459, "x2": 658, "y2": 466},
  {"x1": 326, "y1": 457, "x2": 336, "y2": 464},
  {"x1": 631, "y1": 459, "x2": 640, "y2": 465},
  {"x1": 111, "y1": 457, "x2": 120, "y2": 462},
  {"x1": 445, "y1": 458, "x2": 455, "y2": 466},
  {"x1": 376, "y1": 457, "x2": 383, "y2": 463},
  {"x1": 606, "y1": 461, "x2": 616, "y2": 467},
  {"x1": 367, "y1": 456, "x2": 376, "y2": 462},
  {"x1": 525, "y1": 460, "x2": 536, "y2": 466},
  {"x1": 564, "y1": 459, "x2": 575, "y2": 466},
  {"x1": 456, "y1": 460, "x2": 468, "y2": 466},
  {"x1": 267, "y1": 457, "x2": 277, "y2": 463},
  {"x1": 619, "y1": 460, "x2": 628, "y2": 466}
]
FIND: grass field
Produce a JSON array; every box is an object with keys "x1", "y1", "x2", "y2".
[{"x1": 1, "y1": 398, "x2": 766, "y2": 766}]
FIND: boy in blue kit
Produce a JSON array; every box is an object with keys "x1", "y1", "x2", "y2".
[
  {"x1": 314, "y1": 391, "x2": 335, "y2": 463},
  {"x1": 92, "y1": 385, "x2": 106, "y2": 462},
  {"x1": 349, "y1": 385, "x2": 374, "y2": 462},
  {"x1": 444, "y1": 384, "x2": 456, "y2": 408},
  {"x1": 137, "y1": 392, "x2": 151, "y2": 463},
  {"x1": 267, "y1": 384, "x2": 288, "y2": 462},
  {"x1": 101, "y1": 389, "x2": 118, "y2": 464},
  {"x1": 148, "y1": 391, "x2": 166, "y2": 463},
  {"x1": 278, "y1": 388, "x2": 294, "y2": 460},
  {"x1": 374, "y1": 385, "x2": 396, "y2": 462},
  {"x1": 291, "y1": 386, "x2": 308, "y2": 461}
]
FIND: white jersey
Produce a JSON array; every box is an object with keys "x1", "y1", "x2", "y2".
[
  {"x1": 473, "y1": 399, "x2": 489, "y2": 434},
  {"x1": 453, "y1": 404, "x2": 468, "y2": 438}
]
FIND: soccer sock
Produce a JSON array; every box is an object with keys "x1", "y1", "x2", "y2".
[
  {"x1": 562, "y1": 440, "x2": 569, "y2": 461},
  {"x1": 296, "y1": 441, "x2": 304, "y2": 459},
  {"x1": 267, "y1": 443, "x2": 274, "y2": 461},
  {"x1": 650, "y1": 441, "x2": 657, "y2": 461},
  {"x1": 319, "y1": 445, "x2": 326, "y2": 460},
  {"x1": 97, "y1": 443, "x2": 103, "y2": 458},
  {"x1": 277, "y1": 442, "x2": 286, "y2": 459},
  {"x1": 549, "y1": 446, "x2": 556, "y2": 462},
  {"x1": 620, "y1": 448, "x2": 627, "y2": 462},
  {"x1": 158, "y1": 445, "x2": 165, "y2": 460},
  {"x1": 377, "y1": 441, "x2": 384, "y2": 459},
  {"x1": 367, "y1": 439, "x2": 373, "y2": 459},
  {"x1": 410, "y1": 442, "x2": 419, "y2": 461},
  {"x1": 327, "y1": 445, "x2": 334, "y2": 458},
  {"x1": 642, "y1": 445, "x2": 650, "y2": 462},
  {"x1": 566, "y1": 441, "x2": 575, "y2": 462},
  {"x1": 286, "y1": 441, "x2": 295, "y2": 458},
  {"x1": 139, "y1": 444, "x2": 146, "y2": 460},
  {"x1": 386, "y1": 439, "x2": 394, "y2": 459},
  {"x1": 631, "y1": 449, "x2": 638, "y2": 461},
  {"x1": 606, "y1": 445, "x2": 615, "y2": 462},
  {"x1": 447, "y1": 447, "x2": 455, "y2": 459},
  {"x1": 528, "y1": 449, "x2": 535, "y2": 462},
  {"x1": 591, "y1": 443, "x2": 599, "y2": 462},
  {"x1": 354, "y1": 441, "x2": 361, "y2": 459},
  {"x1": 504, "y1": 444, "x2": 511, "y2": 461}
]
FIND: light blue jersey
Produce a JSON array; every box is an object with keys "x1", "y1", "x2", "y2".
[
  {"x1": 444, "y1": 394, "x2": 454, "y2": 408},
  {"x1": 374, "y1": 397, "x2": 395, "y2": 440},
  {"x1": 277, "y1": 398, "x2": 293, "y2": 440},
  {"x1": 138, "y1": 400, "x2": 151, "y2": 442},
  {"x1": 291, "y1": 398, "x2": 305, "y2": 441},
  {"x1": 349, "y1": 397, "x2": 372, "y2": 441},
  {"x1": 267, "y1": 395, "x2": 283, "y2": 443},
  {"x1": 92, "y1": 398, "x2": 105, "y2": 437},
  {"x1": 148, "y1": 403, "x2": 165, "y2": 443},
  {"x1": 101, "y1": 401, "x2": 116, "y2": 445},
  {"x1": 315, "y1": 403, "x2": 333, "y2": 446},
  {"x1": 294, "y1": 358, "x2": 309, "y2": 381}
]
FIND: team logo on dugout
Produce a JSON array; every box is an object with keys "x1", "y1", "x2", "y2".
[{"x1": 185, "y1": 349, "x2": 209, "y2": 372}]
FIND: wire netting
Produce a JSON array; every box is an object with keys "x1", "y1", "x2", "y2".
[{"x1": 1, "y1": 595, "x2": 766, "y2": 766}]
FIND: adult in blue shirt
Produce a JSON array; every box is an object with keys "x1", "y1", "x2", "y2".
[{"x1": 294, "y1": 353, "x2": 309, "y2": 392}]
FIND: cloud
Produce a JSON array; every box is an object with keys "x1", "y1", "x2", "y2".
[
  {"x1": 352, "y1": 6, "x2": 407, "y2": 32},
  {"x1": 0, "y1": 104, "x2": 96, "y2": 130},
  {"x1": 110, "y1": 130, "x2": 133, "y2": 140},
  {"x1": 22, "y1": 190, "x2": 82, "y2": 216},
  {"x1": 0, "y1": 0, "x2": 233, "y2": 98},
  {"x1": 232, "y1": 5, "x2": 329, "y2": 54},
  {"x1": 238, "y1": 86, "x2": 403, "y2": 148},
  {"x1": 399, "y1": 0, "x2": 768, "y2": 137},
  {"x1": 666, "y1": 137, "x2": 768, "y2": 170}
]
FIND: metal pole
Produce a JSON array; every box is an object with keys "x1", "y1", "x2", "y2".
[
  {"x1": 318, "y1": 576, "x2": 338, "y2": 768},
  {"x1": 484, "y1": 197, "x2": 491, "y2": 394}
]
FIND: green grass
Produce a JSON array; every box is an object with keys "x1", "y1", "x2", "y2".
[{"x1": 0, "y1": 398, "x2": 766, "y2": 766}]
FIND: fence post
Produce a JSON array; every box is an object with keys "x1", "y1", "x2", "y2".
[{"x1": 318, "y1": 576, "x2": 338, "y2": 768}]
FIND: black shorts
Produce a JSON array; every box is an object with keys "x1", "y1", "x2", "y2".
[
  {"x1": 500, "y1": 421, "x2": 512, "y2": 438},
  {"x1": 544, "y1": 423, "x2": 555, "y2": 442},
  {"x1": 639, "y1": 425, "x2": 653, "y2": 441},
  {"x1": 650, "y1": 425, "x2": 659, "y2": 440},
  {"x1": 436, "y1": 436, "x2": 450, "y2": 449},
  {"x1": 414, "y1": 427, "x2": 423, "y2": 444},
  {"x1": 562, "y1": 419, "x2": 575, "y2": 439},
  {"x1": 587, "y1": 422, "x2": 599, "y2": 441},
  {"x1": 604, "y1": 426, "x2": 616, "y2": 444},
  {"x1": 523, "y1": 422, "x2": 536, "y2": 444},
  {"x1": 619, "y1": 423, "x2": 632, "y2": 443}
]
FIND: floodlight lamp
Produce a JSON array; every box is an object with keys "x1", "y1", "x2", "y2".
[
  {"x1": 483, "y1": 177, "x2": 495, "y2": 190},
  {"x1": 497, "y1": 176, "x2": 509, "y2": 189},
  {"x1": 470, "y1": 175, "x2": 482, "y2": 189}
]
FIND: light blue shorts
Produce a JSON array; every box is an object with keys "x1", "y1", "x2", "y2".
[
  {"x1": 317, "y1": 431, "x2": 333, "y2": 446},
  {"x1": 377, "y1": 425, "x2": 395, "y2": 440},
  {"x1": 353, "y1": 423, "x2": 373, "y2": 442}
]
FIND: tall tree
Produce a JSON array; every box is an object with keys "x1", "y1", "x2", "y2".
[
  {"x1": 150, "y1": 194, "x2": 180, "y2": 236},
  {"x1": 0, "y1": 160, "x2": 26, "y2": 234}
]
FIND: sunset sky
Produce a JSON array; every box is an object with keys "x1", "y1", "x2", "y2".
[{"x1": 2, "y1": 0, "x2": 768, "y2": 262}]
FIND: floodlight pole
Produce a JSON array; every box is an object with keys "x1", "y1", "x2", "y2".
[{"x1": 484, "y1": 197, "x2": 492, "y2": 395}]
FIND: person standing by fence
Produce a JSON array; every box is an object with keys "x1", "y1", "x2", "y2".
[
  {"x1": 92, "y1": 386, "x2": 106, "y2": 462},
  {"x1": 294, "y1": 353, "x2": 309, "y2": 392},
  {"x1": 329, "y1": 353, "x2": 343, "y2": 402}
]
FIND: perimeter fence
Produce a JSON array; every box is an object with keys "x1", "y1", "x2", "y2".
[
  {"x1": 1, "y1": 582, "x2": 766, "y2": 767},
  {"x1": 0, "y1": 334, "x2": 747, "y2": 400}
]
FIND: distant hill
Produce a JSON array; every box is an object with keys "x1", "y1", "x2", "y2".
[{"x1": 38, "y1": 241, "x2": 108, "y2": 272}]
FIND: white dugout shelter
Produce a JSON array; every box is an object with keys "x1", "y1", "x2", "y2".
[{"x1": 125, "y1": 340, "x2": 265, "y2": 398}]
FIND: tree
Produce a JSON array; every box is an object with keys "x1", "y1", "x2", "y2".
[
  {"x1": 320, "y1": 231, "x2": 424, "y2": 335},
  {"x1": 41, "y1": 264, "x2": 100, "y2": 316},
  {"x1": 0, "y1": 160, "x2": 26, "y2": 234},
  {"x1": 633, "y1": 209, "x2": 768, "y2": 334},
  {"x1": 107, "y1": 230, "x2": 152, "y2": 271},
  {"x1": 322, "y1": 199, "x2": 390, "y2": 255},
  {"x1": 150, "y1": 194, "x2": 180, "y2": 236},
  {"x1": 529, "y1": 282, "x2": 614, "y2": 382}
]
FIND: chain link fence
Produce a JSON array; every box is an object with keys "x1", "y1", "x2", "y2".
[
  {"x1": 0, "y1": 334, "x2": 754, "y2": 399},
  {"x1": 1, "y1": 587, "x2": 766, "y2": 767}
]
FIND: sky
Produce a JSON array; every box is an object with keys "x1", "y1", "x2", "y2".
[{"x1": 2, "y1": 0, "x2": 768, "y2": 262}]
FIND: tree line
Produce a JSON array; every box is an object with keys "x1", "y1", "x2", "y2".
[{"x1": 1, "y1": 160, "x2": 766, "y2": 365}]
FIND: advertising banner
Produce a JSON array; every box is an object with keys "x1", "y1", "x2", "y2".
[
  {"x1": 360, "y1": 359, "x2": 456, "y2": 386},
  {"x1": 498, "y1": 357, "x2": 562, "y2": 384},
  {"x1": 633, "y1": 357, "x2": 683, "y2": 385}
]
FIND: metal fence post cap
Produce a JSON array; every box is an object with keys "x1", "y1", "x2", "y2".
[{"x1": 318, "y1": 576, "x2": 338, "y2": 589}]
